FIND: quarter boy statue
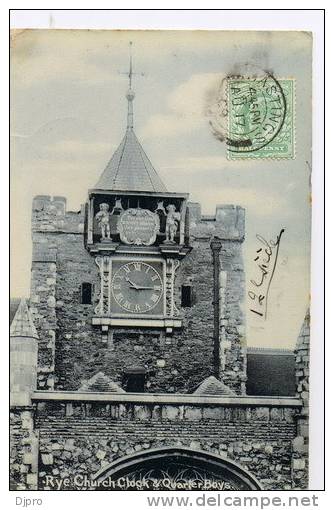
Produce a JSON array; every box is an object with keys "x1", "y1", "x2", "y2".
[
  {"x1": 95, "y1": 203, "x2": 111, "y2": 240},
  {"x1": 165, "y1": 204, "x2": 180, "y2": 244}
]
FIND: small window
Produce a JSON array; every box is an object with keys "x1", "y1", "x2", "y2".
[
  {"x1": 181, "y1": 285, "x2": 193, "y2": 307},
  {"x1": 81, "y1": 282, "x2": 92, "y2": 305}
]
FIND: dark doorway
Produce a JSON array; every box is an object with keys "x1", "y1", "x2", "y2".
[{"x1": 123, "y1": 366, "x2": 146, "y2": 392}]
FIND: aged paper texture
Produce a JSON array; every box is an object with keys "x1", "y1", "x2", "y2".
[{"x1": 10, "y1": 29, "x2": 311, "y2": 491}]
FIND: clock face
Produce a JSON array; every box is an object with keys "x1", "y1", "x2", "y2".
[{"x1": 111, "y1": 261, "x2": 164, "y2": 314}]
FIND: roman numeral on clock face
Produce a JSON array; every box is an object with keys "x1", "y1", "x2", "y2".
[
  {"x1": 115, "y1": 292, "x2": 124, "y2": 302},
  {"x1": 123, "y1": 300, "x2": 132, "y2": 310}
]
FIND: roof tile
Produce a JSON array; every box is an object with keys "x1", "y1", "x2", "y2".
[
  {"x1": 193, "y1": 376, "x2": 236, "y2": 396},
  {"x1": 79, "y1": 372, "x2": 125, "y2": 393}
]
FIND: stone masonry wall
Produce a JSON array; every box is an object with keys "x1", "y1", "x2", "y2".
[
  {"x1": 53, "y1": 228, "x2": 215, "y2": 392},
  {"x1": 172, "y1": 238, "x2": 215, "y2": 392},
  {"x1": 10, "y1": 408, "x2": 39, "y2": 490},
  {"x1": 35, "y1": 401, "x2": 299, "y2": 491},
  {"x1": 30, "y1": 242, "x2": 57, "y2": 390},
  {"x1": 219, "y1": 240, "x2": 247, "y2": 394},
  {"x1": 31, "y1": 196, "x2": 85, "y2": 390},
  {"x1": 186, "y1": 204, "x2": 247, "y2": 394},
  {"x1": 31, "y1": 197, "x2": 246, "y2": 394},
  {"x1": 53, "y1": 232, "x2": 101, "y2": 390}
]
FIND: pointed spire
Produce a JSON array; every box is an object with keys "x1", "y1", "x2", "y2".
[
  {"x1": 10, "y1": 299, "x2": 38, "y2": 339},
  {"x1": 95, "y1": 129, "x2": 167, "y2": 192},
  {"x1": 94, "y1": 43, "x2": 167, "y2": 193},
  {"x1": 126, "y1": 41, "x2": 135, "y2": 130}
]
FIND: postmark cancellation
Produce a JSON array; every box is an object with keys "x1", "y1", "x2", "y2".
[
  {"x1": 208, "y1": 72, "x2": 295, "y2": 160},
  {"x1": 227, "y1": 77, "x2": 295, "y2": 160}
]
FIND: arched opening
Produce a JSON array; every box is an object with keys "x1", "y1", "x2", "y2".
[{"x1": 92, "y1": 447, "x2": 262, "y2": 491}]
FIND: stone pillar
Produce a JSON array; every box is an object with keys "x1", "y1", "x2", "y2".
[
  {"x1": 210, "y1": 238, "x2": 222, "y2": 378},
  {"x1": 218, "y1": 270, "x2": 228, "y2": 376},
  {"x1": 10, "y1": 299, "x2": 38, "y2": 406},
  {"x1": 292, "y1": 309, "x2": 310, "y2": 489},
  {"x1": 10, "y1": 300, "x2": 39, "y2": 490}
]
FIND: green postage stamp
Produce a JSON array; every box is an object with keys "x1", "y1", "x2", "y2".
[{"x1": 226, "y1": 77, "x2": 295, "y2": 160}]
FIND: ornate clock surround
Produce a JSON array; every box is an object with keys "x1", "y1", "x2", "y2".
[
  {"x1": 93, "y1": 255, "x2": 181, "y2": 330},
  {"x1": 95, "y1": 256, "x2": 166, "y2": 318},
  {"x1": 87, "y1": 189, "x2": 191, "y2": 333}
]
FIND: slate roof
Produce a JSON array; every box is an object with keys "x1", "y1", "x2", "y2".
[
  {"x1": 246, "y1": 347, "x2": 295, "y2": 396},
  {"x1": 10, "y1": 299, "x2": 38, "y2": 339},
  {"x1": 94, "y1": 128, "x2": 167, "y2": 193},
  {"x1": 79, "y1": 372, "x2": 125, "y2": 393},
  {"x1": 193, "y1": 376, "x2": 236, "y2": 396}
]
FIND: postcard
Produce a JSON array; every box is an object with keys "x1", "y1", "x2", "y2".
[{"x1": 10, "y1": 29, "x2": 312, "y2": 491}]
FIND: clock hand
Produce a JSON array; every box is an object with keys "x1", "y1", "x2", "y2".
[
  {"x1": 134, "y1": 285, "x2": 156, "y2": 290},
  {"x1": 125, "y1": 277, "x2": 159, "y2": 291},
  {"x1": 125, "y1": 277, "x2": 139, "y2": 289}
]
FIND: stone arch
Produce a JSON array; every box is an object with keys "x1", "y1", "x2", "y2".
[{"x1": 92, "y1": 446, "x2": 262, "y2": 491}]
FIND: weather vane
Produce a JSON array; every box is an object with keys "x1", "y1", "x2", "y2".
[{"x1": 119, "y1": 42, "x2": 145, "y2": 91}]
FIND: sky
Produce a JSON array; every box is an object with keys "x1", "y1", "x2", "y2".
[{"x1": 10, "y1": 29, "x2": 312, "y2": 348}]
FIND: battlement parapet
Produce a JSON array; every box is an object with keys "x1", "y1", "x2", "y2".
[
  {"x1": 187, "y1": 202, "x2": 245, "y2": 241},
  {"x1": 33, "y1": 195, "x2": 66, "y2": 214},
  {"x1": 32, "y1": 196, "x2": 84, "y2": 234},
  {"x1": 215, "y1": 205, "x2": 245, "y2": 240}
]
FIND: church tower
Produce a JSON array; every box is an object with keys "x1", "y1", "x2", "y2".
[
  {"x1": 29, "y1": 49, "x2": 247, "y2": 395},
  {"x1": 85, "y1": 48, "x2": 191, "y2": 339}
]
